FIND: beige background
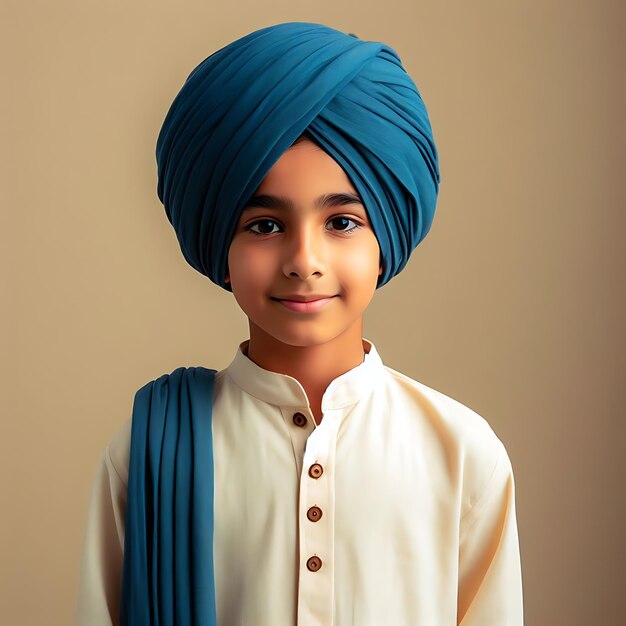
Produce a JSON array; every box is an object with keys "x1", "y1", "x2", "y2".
[{"x1": 2, "y1": 0, "x2": 624, "y2": 624}]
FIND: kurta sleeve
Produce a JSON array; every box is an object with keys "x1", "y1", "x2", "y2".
[
  {"x1": 457, "y1": 440, "x2": 524, "y2": 625},
  {"x1": 74, "y1": 444, "x2": 128, "y2": 626}
]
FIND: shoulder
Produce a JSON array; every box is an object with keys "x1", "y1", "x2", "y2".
[
  {"x1": 382, "y1": 364, "x2": 505, "y2": 451},
  {"x1": 106, "y1": 416, "x2": 132, "y2": 488},
  {"x1": 382, "y1": 365, "x2": 513, "y2": 514},
  {"x1": 105, "y1": 366, "x2": 228, "y2": 488},
  {"x1": 132, "y1": 365, "x2": 224, "y2": 399}
]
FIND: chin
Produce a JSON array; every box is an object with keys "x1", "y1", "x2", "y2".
[{"x1": 262, "y1": 324, "x2": 338, "y2": 348}]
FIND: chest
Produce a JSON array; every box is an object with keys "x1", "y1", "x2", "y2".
[{"x1": 209, "y1": 399, "x2": 461, "y2": 625}]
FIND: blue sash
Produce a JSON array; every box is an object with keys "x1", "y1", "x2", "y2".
[{"x1": 120, "y1": 366, "x2": 218, "y2": 625}]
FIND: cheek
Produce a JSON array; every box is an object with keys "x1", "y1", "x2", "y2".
[
  {"x1": 339, "y1": 240, "x2": 380, "y2": 278},
  {"x1": 229, "y1": 242, "x2": 273, "y2": 287},
  {"x1": 229, "y1": 240, "x2": 253, "y2": 274}
]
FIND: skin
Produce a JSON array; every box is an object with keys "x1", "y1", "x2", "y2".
[{"x1": 225, "y1": 138, "x2": 383, "y2": 425}]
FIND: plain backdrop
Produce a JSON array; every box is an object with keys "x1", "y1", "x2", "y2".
[{"x1": 2, "y1": 1, "x2": 624, "y2": 624}]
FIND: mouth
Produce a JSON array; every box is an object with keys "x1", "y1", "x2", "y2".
[{"x1": 270, "y1": 295, "x2": 337, "y2": 313}]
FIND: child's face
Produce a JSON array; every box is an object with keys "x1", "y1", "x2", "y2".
[{"x1": 226, "y1": 138, "x2": 382, "y2": 348}]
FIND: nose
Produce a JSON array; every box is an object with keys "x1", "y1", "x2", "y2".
[{"x1": 281, "y1": 221, "x2": 326, "y2": 280}]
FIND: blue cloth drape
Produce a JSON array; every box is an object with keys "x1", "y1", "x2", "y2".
[{"x1": 120, "y1": 366, "x2": 218, "y2": 626}]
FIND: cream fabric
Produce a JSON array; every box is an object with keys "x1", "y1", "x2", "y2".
[{"x1": 75, "y1": 338, "x2": 524, "y2": 625}]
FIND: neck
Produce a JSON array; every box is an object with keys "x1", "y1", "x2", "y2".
[{"x1": 244, "y1": 321, "x2": 368, "y2": 422}]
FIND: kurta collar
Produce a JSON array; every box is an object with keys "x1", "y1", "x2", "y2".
[{"x1": 225, "y1": 337, "x2": 385, "y2": 411}]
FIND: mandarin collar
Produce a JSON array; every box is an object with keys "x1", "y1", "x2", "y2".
[{"x1": 224, "y1": 337, "x2": 385, "y2": 411}]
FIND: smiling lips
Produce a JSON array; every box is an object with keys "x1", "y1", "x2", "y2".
[{"x1": 271, "y1": 295, "x2": 337, "y2": 313}]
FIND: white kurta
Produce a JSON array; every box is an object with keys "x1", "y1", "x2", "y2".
[{"x1": 75, "y1": 338, "x2": 524, "y2": 625}]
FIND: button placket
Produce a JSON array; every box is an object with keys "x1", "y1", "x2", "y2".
[
  {"x1": 297, "y1": 409, "x2": 342, "y2": 626},
  {"x1": 281, "y1": 407, "x2": 314, "y2": 479}
]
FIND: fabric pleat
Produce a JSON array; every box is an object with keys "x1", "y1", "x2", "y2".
[
  {"x1": 156, "y1": 22, "x2": 441, "y2": 292},
  {"x1": 120, "y1": 366, "x2": 218, "y2": 626}
]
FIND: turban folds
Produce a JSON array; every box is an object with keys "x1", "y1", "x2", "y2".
[{"x1": 156, "y1": 22, "x2": 440, "y2": 292}]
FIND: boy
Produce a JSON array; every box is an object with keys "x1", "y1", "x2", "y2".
[{"x1": 75, "y1": 22, "x2": 523, "y2": 625}]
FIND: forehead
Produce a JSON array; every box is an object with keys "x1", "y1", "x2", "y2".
[{"x1": 255, "y1": 139, "x2": 357, "y2": 195}]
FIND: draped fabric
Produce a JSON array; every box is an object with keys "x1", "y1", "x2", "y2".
[
  {"x1": 120, "y1": 366, "x2": 218, "y2": 626},
  {"x1": 156, "y1": 22, "x2": 441, "y2": 292}
]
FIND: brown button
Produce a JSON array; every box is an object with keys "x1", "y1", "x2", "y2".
[
  {"x1": 307, "y1": 506, "x2": 323, "y2": 522},
  {"x1": 308, "y1": 463, "x2": 323, "y2": 479},
  {"x1": 292, "y1": 412, "x2": 307, "y2": 427},
  {"x1": 306, "y1": 556, "x2": 322, "y2": 572}
]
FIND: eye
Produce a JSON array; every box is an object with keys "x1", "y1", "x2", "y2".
[
  {"x1": 245, "y1": 216, "x2": 362, "y2": 236},
  {"x1": 246, "y1": 219, "x2": 281, "y2": 235},
  {"x1": 327, "y1": 216, "x2": 361, "y2": 233}
]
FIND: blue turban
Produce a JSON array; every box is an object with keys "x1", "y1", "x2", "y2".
[{"x1": 156, "y1": 22, "x2": 440, "y2": 292}]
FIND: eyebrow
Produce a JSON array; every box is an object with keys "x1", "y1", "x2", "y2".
[{"x1": 242, "y1": 192, "x2": 364, "y2": 213}]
